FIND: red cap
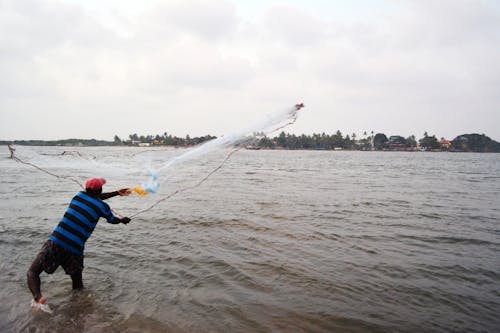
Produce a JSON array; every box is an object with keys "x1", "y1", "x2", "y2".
[{"x1": 85, "y1": 178, "x2": 106, "y2": 190}]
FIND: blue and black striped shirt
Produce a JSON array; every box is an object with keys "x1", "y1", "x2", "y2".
[{"x1": 49, "y1": 191, "x2": 118, "y2": 255}]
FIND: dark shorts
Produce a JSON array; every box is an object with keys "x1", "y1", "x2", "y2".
[{"x1": 31, "y1": 240, "x2": 84, "y2": 275}]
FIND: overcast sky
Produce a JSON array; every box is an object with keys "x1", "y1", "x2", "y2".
[{"x1": 1, "y1": 0, "x2": 499, "y2": 141}]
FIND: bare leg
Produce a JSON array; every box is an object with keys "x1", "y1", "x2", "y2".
[
  {"x1": 71, "y1": 272, "x2": 83, "y2": 290},
  {"x1": 27, "y1": 259, "x2": 43, "y2": 302}
]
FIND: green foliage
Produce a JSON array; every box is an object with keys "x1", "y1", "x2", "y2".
[
  {"x1": 406, "y1": 135, "x2": 417, "y2": 147},
  {"x1": 113, "y1": 135, "x2": 122, "y2": 145},
  {"x1": 255, "y1": 130, "x2": 357, "y2": 150},
  {"x1": 419, "y1": 134, "x2": 440, "y2": 150},
  {"x1": 373, "y1": 133, "x2": 388, "y2": 150},
  {"x1": 451, "y1": 134, "x2": 500, "y2": 152},
  {"x1": 2, "y1": 131, "x2": 499, "y2": 152},
  {"x1": 0, "y1": 139, "x2": 113, "y2": 146}
]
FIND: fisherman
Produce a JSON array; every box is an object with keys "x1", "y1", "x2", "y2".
[{"x1": 27, "y1": 178, "x2": 132, "y2": 306}]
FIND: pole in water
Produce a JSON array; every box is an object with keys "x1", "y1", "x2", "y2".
[{"x1": 8, "y1": 144, "x2": 15, "y2": 159}]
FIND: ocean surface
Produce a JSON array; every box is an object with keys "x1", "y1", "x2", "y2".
[{"x1": 0, "y1": 147, "x2": 499, "y2": 333}]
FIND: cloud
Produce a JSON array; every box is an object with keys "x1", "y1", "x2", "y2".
[
  {"x1": 264, "y1": 5, "x2": 327, "y2": 46},
  {"x1": 0, "y1": 0, "x2": 499, "y2": 140},
  {"x1": 137, "y1": 0, "x2": 238, "y2": 41},
  {"x1": 404, "y1": 0, "x2": 500, "y2": 46}
]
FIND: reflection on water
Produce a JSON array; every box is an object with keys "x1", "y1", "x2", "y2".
[{"x1": 0, "y1": 148, "x2": 499, "y2": 332}]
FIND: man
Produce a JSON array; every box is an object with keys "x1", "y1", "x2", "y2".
[{"x1": 27, "y1": 178, "x2": 132, "y2": 305}]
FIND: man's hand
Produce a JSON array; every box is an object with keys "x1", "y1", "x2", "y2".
[
  {"x1": 118, "y1": 189, "x2": 132, "y2": 196},
  {"x1": 121, "y1": 217, "x2": 131, "y2": 224}
]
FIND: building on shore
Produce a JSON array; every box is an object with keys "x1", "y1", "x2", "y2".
[{"x1": 439, "y1": 139, "x2": 452, "y2": 150}]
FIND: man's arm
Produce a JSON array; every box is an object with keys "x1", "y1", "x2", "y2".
[
  {"x1": 100, "y1": 202, "x2": 131, "y2": 225},
  {"x1": 100, "y1": 191, "x2": 119, "y2": 200},
  {"x1": 100, "y1": 189, "x2": 131, "y2": 200}
]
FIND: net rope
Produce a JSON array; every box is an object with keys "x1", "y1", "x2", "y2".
[{"x1": 7, "y1": 105, "x2": 301, "y2": 218}]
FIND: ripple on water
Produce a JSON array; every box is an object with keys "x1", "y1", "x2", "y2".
[{"x1": 2, "y1": 149, "x2": 500, "y2": 332}]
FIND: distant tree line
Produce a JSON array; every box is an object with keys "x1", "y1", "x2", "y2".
[
  {"x1": 450, "y1": 134, "x2": 500, "y2": 153},
  {"x1": 116, "y1": 132, "x2": 216, "y2": 146},
  {"x1": 256, "y1": 131, "x2": 500, "y2": 152},
  {"x1": 0, "y1": 138, "x2": 113, "y2": 147},
  {"x1": 2, "y1": 132, "x2": 499, "y2": 152}
]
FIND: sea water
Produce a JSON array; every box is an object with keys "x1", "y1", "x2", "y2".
[{"x1": 0, "y1": 147, "x2": 499, "y2": 332}]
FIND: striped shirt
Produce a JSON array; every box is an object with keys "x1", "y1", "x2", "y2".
[{"x1": 49, "y1": 191, "x2": 119, "y2": 255}]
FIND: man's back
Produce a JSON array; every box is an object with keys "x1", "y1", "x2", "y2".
[{"x1": 49, "y1": 191, "x2": 118, "y2": 255}]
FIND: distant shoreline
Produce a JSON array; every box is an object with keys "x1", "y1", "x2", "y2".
[
  {"x1": 1, "y1": 143, "x2": 499, "y2": 153},
  {"x1": 2, "y1": 131, "x2": 499, "y2": 153}
]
